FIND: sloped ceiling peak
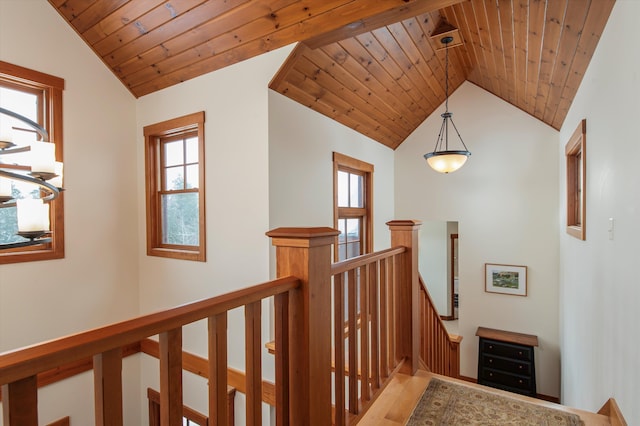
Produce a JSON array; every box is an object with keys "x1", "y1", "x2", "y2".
[
  {"x1": 270, "y1": 0, "x2": 615, "y2": 149},
  {"x1": 48, "y1": 0, "x2": 615, "y2": 149}
]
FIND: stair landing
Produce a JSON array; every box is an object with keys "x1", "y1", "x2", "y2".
[{"x1": 357, "y1": 370, "x2": 611, "y2": 425}]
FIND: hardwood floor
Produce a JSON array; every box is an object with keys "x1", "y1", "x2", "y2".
[{"x1": 357, "y1": 370, "x2": 612, "y2": 425}]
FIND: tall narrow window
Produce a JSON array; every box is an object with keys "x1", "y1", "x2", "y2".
[
  {"x1": 0, "y1": 61, "x2": 65, "y2": 264},
  {"x1": 144, "y1": 112, "x2": 205, "y2": 261},
  {"x1": 333, "y1": 152, "x2": 373, "y2": 261}
]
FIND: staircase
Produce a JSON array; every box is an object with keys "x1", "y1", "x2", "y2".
[{"x1": 0, "y1": 221, "x2": 626, "y2": 425}]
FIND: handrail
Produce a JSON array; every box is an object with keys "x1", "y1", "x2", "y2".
[
  {"x1": 418, "y1": 274, "x2": 461, "y2": 377},
  {"x1": 330, "y1": 246, "x2": 405, "y2": 275},
  {"x1": 0, "y1": 276, "x2": 301, "y2": 425},
  {"x1": 0, "y1": 276, "x2": 299, "y2": 387}
]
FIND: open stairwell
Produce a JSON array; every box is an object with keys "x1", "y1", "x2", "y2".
[{"x1": 0, "y1": 221, "x2": 626, "y2": 425}]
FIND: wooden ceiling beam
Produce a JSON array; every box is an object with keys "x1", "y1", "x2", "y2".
[{"x1": 303, "y1": 0, "x2": 467, "y2": 49}]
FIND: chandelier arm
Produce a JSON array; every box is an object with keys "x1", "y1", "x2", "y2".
[
  {"x1": 0, "y1": 169, "x2": 60, "y2": 208},
  {"x1": 0, "y1": 107, "x2": 49, "y2": 141},
  {"x1": 0, "y1": 237, "x2": 52, "y2": 249}
]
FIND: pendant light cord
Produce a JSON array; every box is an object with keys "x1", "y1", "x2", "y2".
[{"x1": 444, "y1": 40, "x2": 449, "y2": 113}]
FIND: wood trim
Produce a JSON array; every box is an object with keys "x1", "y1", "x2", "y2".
[
  {"x1": 303, "y1": 0, "x2": 466, "y2": 49},
  {"x1": 598, "y1": 398, "x2": 628, "y2": 426},
  {"x1": 144, "y1": 111, "x2": 206, "y2": 261},
  {"x1": 565, "y1": 119, "x2": 586, "y2": 240},
  {"x1": 0, "y1": 61, "x2": 65, "y2": 264},
  {"x1": 449, "y1": 233, "x2": 458, "y2": 319},
  {"x1": 0, "y1": 61, "x2": 65, "y2": 90},
  {"x1": 333, "y1": 152, "x2": 374, "y2": 261}
]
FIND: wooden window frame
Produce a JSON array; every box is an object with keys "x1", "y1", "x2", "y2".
[
  {"x1": 565, "y1": 119, "x2": 586, "y2": 240},
  {"x1": 333, "y1": 152, "x2": 373, "y2": 262},
  {"x1": 144, "y1": 112, "x2": 206, "y2": 261},
  {"x1": 0, "y1": 61, "x2": 65, "y2": 264}
]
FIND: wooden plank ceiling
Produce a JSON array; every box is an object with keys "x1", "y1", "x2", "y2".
[{"x1": 48, "y1": 0, "x2": 615, "y2": 149}]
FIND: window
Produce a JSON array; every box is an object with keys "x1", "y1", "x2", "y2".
[
  {"x1": 565, "y1": 119, "x2": 586, "y2": 240},
  {"x1": 333, "y1": 152, "x2": 373, "y2": 261},
  {"x1": 0, "y1": 61, "x2": 65, "y2": 264},
  {"x1": 144, "y1": 112, "x2": 205, "y2": 261}
]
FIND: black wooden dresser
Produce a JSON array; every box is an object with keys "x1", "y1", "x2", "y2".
[{"x1": 476, "y1": 326, "x2": 538, "y2": 397}]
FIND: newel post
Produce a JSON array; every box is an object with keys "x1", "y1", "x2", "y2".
[
  {"x1": 266, "y1": 227, "x2": 339, "y2": 426},
  {"x1": 387, "y1": 220, "x2": 422, "y2": 375}
]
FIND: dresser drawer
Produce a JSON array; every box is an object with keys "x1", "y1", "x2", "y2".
[
  {"x1": 481, "y1": 339, "x2": 533, "y2": 361},
  {"x1": 480, "y1": 368, "x2": 532, "y2": 392},
  {"x1": 481, "y1": 354, "x2": 532, "y2": 376}
]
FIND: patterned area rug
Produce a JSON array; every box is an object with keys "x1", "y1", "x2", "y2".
[{"x1": 406, "y1": 378, "x2": 584, "y2": 426}]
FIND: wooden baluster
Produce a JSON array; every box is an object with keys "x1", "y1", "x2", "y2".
[
  {"x1": 387, "y1": 220, "x2": 422, "y2": 375},
  {"x1": 159, "y1": 328, "x2": 182, "y2": 426},
  {"x1": 208, "y1": 312, "x2": 228, "y2": 426},
  {"x1": 267, "y1": 227, "x2": 337, "y2": 426},
  {"x1": 1, "y1": 376, "x2": 38, "y2": 425},
  {"x1": 347, "y1": 268, "x2": 358, "y2": 414},
  {"x1": 360, "y1": 265, "x2": 370, "y2": 403},
  {"x1": 379, "y1": 259, "x2": 389, "y2": 379},
  {"x1": 333, "y1": 273, "x2": 346, "y2": 426},
  {"x1": 388, "y1": 255, "x2": 396, "y2": 369},
  {"x1": 93, "y1": 347, "x2": 123, "y2": 425},
  {"x1": 245, "y1": 301, "x2": 262, "y2": 425},
  {"x1": 274, "y1": 291, "x2": 290, "y2": 426},
  {"x1": 419, "y1": 293, "x2": 426, "y2": 364},
  {"x1": 369, "y1": 261, "x2": 380, "y2": 390}
]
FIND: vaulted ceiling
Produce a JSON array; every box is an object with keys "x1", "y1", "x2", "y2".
[{"x1": 49, "y1": 0, "x2": 615, "y2": 149}]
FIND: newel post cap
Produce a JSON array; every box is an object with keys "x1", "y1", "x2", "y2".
[
  {"x1": 386, "y1": 219, "x2": 422, "y2": 230},
  {"x1": 266, "y1": 227, "x2": 340, "y2": 248}
]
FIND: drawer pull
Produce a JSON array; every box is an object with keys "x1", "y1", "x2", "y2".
[
  {"x1": 489, "y1": 359, "x2": 493, "y2": 363},
  {"x1": 489, "y1": 345, "x2": 493, "y2": 349},
  {"x1": 519, "y1": 380, "x2": 523, "y2": 384},
  {"x1": 519, "y1": 365, "x2": 523, "y2": 369},
  {"x1": 518, "y1": 351, "x2": 523, "y2": 355},
  {"x1": 489, "y1": 373, "x2": 493, "y2": 377}
]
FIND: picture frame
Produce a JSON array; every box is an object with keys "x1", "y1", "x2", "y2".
[{"x1": 484, "y1": 263, "x2": 527, "y2": 296}]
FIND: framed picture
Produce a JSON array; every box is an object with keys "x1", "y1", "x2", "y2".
[{"x1": 484, "y1": 263, "x2": 527, "y2": 296}]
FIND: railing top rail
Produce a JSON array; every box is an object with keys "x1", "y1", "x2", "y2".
[
  {"x1": 331, "y1": 246, "x2": 406, "y2": 276},
  {"x1": 0, "y1": 276, "x2": 300, "y2": 386},
  {"x1": 418, "y1": 274, "x2": 462, "y2": 345}
]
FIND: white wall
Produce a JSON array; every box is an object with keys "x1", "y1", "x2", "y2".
[
  {"x1": 268, "y1": 92, "x2": 395, "y2": 252},
  {"x1": 135, "y1": 45, "x2": 294, "y2": 425},
  {"x1": 395, "y1": 82, "x2": 561, "y2": 397},
  {"x1": 0, "y1": 0, "x2": 139, "y2": 424},
  {"x1": 420, "y1": 221, "x2": 449, "y2": 314},
  {"x1": 559, "y1": 1, "x2": 640, "y2": 423}
]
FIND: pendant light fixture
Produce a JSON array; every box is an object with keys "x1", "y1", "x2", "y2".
[{"x1": 424, "y1": 35, "x2": 470, "y2": 174}]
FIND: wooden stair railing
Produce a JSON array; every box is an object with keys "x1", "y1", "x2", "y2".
[
  {"x1": 1, "y1": 222, "x2": 426, "y2": 426},
  {"x1": 330, "y1": 246, "x2": 406, "y2": 424},
  {"x1": 0, "y1": 276, "x2": 300, "y2": 425},
  {"x1": 418, "y1": 275, "x2": 462, "y2": 378}
]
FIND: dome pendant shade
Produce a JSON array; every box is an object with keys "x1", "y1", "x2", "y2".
[{"x1": 424, "y1": 150, "x2": 470, "y2": 174}]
